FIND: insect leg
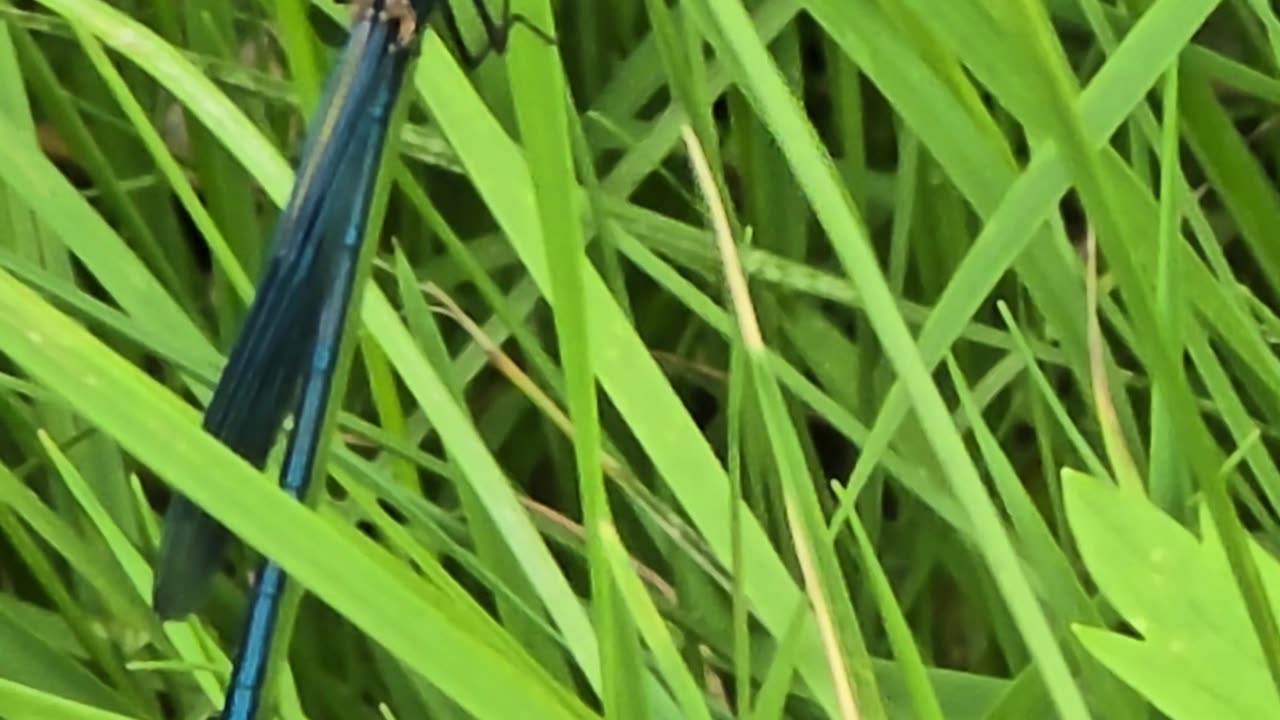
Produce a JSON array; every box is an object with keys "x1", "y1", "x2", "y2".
[{"x1": 442, "y1": 0, "x2": 555, "y2": 70}]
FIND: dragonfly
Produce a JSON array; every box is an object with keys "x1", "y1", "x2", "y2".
[{"x1": 150, "y1": 0, "x2": 534, "y2": 717}]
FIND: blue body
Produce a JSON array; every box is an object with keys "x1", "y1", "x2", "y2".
[{"x1": 151, "y1": 2, "x2": 433, "y2": 718}]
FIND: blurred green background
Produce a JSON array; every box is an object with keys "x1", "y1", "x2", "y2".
[{"x1": 0, "y1": 1, "x2": 1278, "y2": 719}]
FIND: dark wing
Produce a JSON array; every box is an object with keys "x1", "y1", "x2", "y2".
[{"x1": 152, "y1": 13, "x2": 395, "y2": 619}]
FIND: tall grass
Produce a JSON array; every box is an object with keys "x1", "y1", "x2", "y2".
[{"x1": 0, "y1": 1, "x2": 1278, "y2": 718}]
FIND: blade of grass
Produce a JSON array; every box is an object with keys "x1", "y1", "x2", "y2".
[
  {"x1": 682, "y1": 0, "x2": 1090, "y2": 714},
  {"x1": 506, "y1": 1, "x2": 646, "y2": 715},
  {"x1": 0, "y1": 266, "x2": 597, "y2": 720}
]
